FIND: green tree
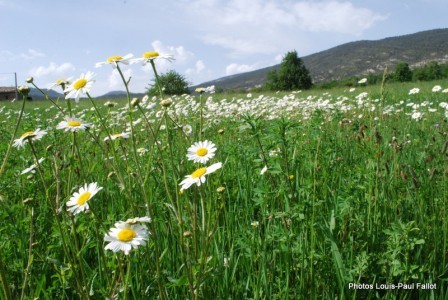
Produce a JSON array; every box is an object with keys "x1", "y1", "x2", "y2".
[
  {"x1": 147, "y1": 70, "x2": 190, "y2": 96},
  {"x1": 394, "y1": 62, "x2": 412, "y2": 82},
  {"x1": 427, "y1": 61, "x2": 442, "y2": 80},
  {"x1": 265, "y1": 50, "x2": 312, "y2": 91}
]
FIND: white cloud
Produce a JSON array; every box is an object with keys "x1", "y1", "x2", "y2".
[
  {"x1": 184, "y1": 0, "x2": 386, "y2": 55},
  {"x1": 186, "y1": 60, "x2": 206, "y2": 76},
  {"x1": 108, "y1": 68, "x2": 133, "y2": 90},
  {"x1": 225, "y1": 63, "x2": 257, "y2": 76},
  {"x1": 28, "y1": 62, "x2": 75, "y2": 77},
  {"x1": 203, "y1": 35, "x2": 277, "y2": 56},
  {"x1": 274, "y1": 54, "x2": 283, "y2": 64},
  {"x1": 152, "y1": 40, "x2": 194, "y2": 64},
  {"x1": 293, "y1": 1, "x2": 387, "y2": 35},
  {"x1": 23, "y1": 49, "x2": 46, "y2": 59},
  {"x1": 0, "y1": 49, "x2": 45, "y2": 62},
  {"x1": 139, "y1": 40, "x2": 195, "y2": 74}
]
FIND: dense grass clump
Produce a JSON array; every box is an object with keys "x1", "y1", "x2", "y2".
[{"x1": 1, "y1": 72, "x2": 448, "y2": 299}]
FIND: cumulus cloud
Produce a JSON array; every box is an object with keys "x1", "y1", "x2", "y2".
[
  {"x1": 152, "y1": 40, "x2": 193, "y2": 65},
  {"x1": 225, "y1": 63, "x2": 258, "y2": 76},
  {"x1": 186, "y1": 60, "x2": 206, "y2": 76},
  {"x1": 203, "y1": 35, "x2": 277, "y2": 56},
  {"x1": 184, "y1": 0, "x2": 386, "y2": 55},
  {"x1": 28, "y1": 62, "x2": 75, "y2": 77},
  {"x1": 293, "y1": 1, "x2": 387, "y2": 35},
  {"x1": 140, "y1": 40, "x2": 195, "y2": 74},
  {"x1": 108, "y1": 68, "x2": 133, "y2": 89}
]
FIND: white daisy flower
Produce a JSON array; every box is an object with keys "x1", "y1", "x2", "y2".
[
  {"x1": 137, "y1": 147, "x2": 148, "y2": 156},
  {"x1": 123, "y1": 216, "x2": 152, "y2": 224},
  {"x1": 48, "y1": 78, "x2": 72, "y2": 91},
  {"x1": 56, "y1": 115, "x2": 91, "y2": 132},
  {"x1": 64, "y1": 71, "x2": 95, "y2": 102},
  {"x1": 409, "y1": 88, "x2": 420, "y2": 95},
  {"x1": 66, "y1": 182, "x2": 103, "y2": 215},
  {"x1": 182, "y1": 124, "x2": 193, "y2": 136},
  {"x1": 251, "y1": 221, "x2": 259, "y2": 227},
  {"x1": 432, "y1": 85, "x2": 442, "y2": 92},
  {"x1": 104, "y1": 101, "x2": 118, "y2": 107},
  {"x1": 95, "y1": 54, "x2": 134, "y2": 68},
  {"x1": 132, "y1": 51, "x2": 174, "y2": 65},
  {"x1": 411, "y1": 111, "x2": 423, "y2": 120},
  {"x1": 21, "y1": 158, "x2": 45, "y2": 175},
  {"x1": 104, "y1": 132, "x2": 131, "y2": 142},
  {"x1": 186, "y1": 140, "x2": 217, "y2": 164},
  {"x1": 179, "y1": 162, "x2": 222, "y2": 191},
  {"x1": 104, "y1": 222, "x2": 149, "y2": 255},
  {"x1": 358, "y1": 78, "x2": 367, "y2": 84},
  {"x1": 195, "y1": 85, "x2": 215, "y2": 94},
  {"x1": 13, "y1": 129, "x2": 47, "y2": 148}
]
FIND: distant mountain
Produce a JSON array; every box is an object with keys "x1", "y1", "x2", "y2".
[
  {"x1": 194, "y1": 28, "x2": 448, "y2": 91},
  {"x1": 29, "y1": 88, "x2": 63, "y2": 100},
  {"x1": 97, "y1": 90, "x2": 146, "y2": 99},
  {"x1": 30, "y1": 89, "x2": 147, "y2": 100}
]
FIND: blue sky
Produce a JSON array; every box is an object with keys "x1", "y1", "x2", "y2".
[{"x1": 1, "y1": 0, "x2": 447, "y2": 96}]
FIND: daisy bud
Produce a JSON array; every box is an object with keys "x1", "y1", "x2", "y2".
[
  {"x1": 161, "y1": 98, "x2": 173, "y2": 107},
  {"x1": 26, "y1": 77, "x2": 34, "y2": 83},
  {"x1": 18, "y1": 85, "x2": 30, "y2": 96},
  {"x1": 23, "y1": 197, "x2": 33, "y2": 204},
  {"x1": 46, "y1": 145, "x2": 53, "y2": 152},
  {"x1": 131, "y1": 97, "x2": 140, "y2": 107},
  {"x1": 183, "y1": 231, "x2": 192, "y2": 237},
  {"x1": 218, "y1": 129, "x2": 225, "y2": 135},
  {"x1": 104, "y1": 101, "x2": 117, "y2": 107},
  {"x1": 217, "y1": 186, "x2": 226, "y2": 193}
]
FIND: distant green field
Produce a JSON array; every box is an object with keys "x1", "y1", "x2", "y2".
[{"x1": 1, "y1": 79, "x2": 448, "y2": 299}]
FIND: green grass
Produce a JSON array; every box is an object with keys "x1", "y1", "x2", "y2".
[{"x1": 1, "y1": 79, "x2": 448, "y2": 299}]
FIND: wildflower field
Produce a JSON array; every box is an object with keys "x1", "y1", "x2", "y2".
[{"x1": 1, "y1": 54, "x2": 448, "y2": 299}]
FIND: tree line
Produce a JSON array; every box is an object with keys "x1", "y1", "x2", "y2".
[
  {"x1": 145, "y1": 51, "x2": 448, "y2": 96},
  {"x1": 317, "y1": 61, "x2": 448, "y2": 89}
]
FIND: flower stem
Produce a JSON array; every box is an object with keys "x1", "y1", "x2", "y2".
[
  {"x1": 20, "y1": 208, "x2": 34, "y2": 300},
  {"x1": 150, "y1": 60, "x2": 164, "y2": 99},
  {"x1": 0, "y1": 94, "x2": 27, "y2": 175},
  {"x1": 31, "y1": 82, "x2": 66, "y2": 115},
  {"x1": 0, "y1": 253, "x2": 11, "y2": 300}
]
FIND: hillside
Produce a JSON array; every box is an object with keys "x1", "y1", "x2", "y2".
[{"x1": 195, "y1": 28, "x2": 448, "y2": 91}]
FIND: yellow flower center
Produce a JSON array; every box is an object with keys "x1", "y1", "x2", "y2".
[
  {"x1": 191, "y1": 167, "x2": 207, "y2": 179},
  {"x1": 20, "y1": 131, "x2": 35, "y2": 139},
  {"x1": 143, "y1": 51, "x2": 159, "y2": 59},
  {"x1": 118, "y1": 228, "x2": 137, "y2": 242},
  {"x1": 67, "y1": 121, "x2": 81, "y2": 127},
  {"x1": 77, "y1": 191, "x2": 91, "y2": 205},
  {"x1": 112, "y1": 133, "x2": 122, "y2": 138},
  {"x1": 73, "y1": 78, "x2": 87, "y2": 90},
  {"x1": 196, "y1": 147, "x2": 208, "y2": 157},
  {"x1": 107, "y1": 55, "x2": 123, "y2": 63}
]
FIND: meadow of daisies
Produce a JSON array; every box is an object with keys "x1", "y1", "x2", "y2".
[{"x1": 1, "y1": 52, "x2": 448, "y2": 299}]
